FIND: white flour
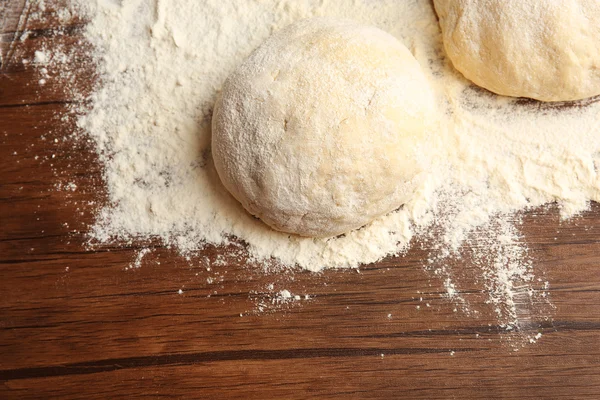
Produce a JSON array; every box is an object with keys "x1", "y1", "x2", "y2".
[{"x1": 14, "y1": 1, "x2": 600, "y2": 331}]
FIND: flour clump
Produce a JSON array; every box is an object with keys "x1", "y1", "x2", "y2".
[
  {"x1": 212, "y1": 17, "x2": 435, "y2": 238},
  {"x1": 434, "y1": 0, "x2": 600, "y2": 102}
]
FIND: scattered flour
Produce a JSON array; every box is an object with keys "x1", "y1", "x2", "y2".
[
  {"x1": 247, "y1": 287, "x2": 311, "y2": 315},
  {"x1": 127, "y1": 248, "x2": 151, "y2": 270},
  {"x1": 33, "y1": 50, "x2": 49, "y2": 64},
  {"x1": 14, "y1": 1, "x2": 600, "y2": 330},
  {"x1": 72, "y1": 0, "x2": 600, "y2": 327}
]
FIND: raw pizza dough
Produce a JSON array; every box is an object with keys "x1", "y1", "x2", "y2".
[
  {"x1": 434, "y1": 0, "x2": 600, "y2": 102},
  {"x1": 212, "y1": 17, "x2": 435, "y2": 238}
]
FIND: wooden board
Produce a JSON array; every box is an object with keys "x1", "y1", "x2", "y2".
[{"x1": 1, "y1": 2, "x2": 600, "y2": 399}]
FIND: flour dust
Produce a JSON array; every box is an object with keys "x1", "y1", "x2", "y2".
[{"x1": 14, "y1": 0, "x2": 600, "y2": 343}]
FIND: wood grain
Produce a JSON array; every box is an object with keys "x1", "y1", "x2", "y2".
[{"x1": 1, "y1": 2, "x2": 600, "y2": 399}]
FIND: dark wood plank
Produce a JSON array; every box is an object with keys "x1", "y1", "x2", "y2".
[{"x1": 1, "y1": 1, "x2": 600, "y2": 399}]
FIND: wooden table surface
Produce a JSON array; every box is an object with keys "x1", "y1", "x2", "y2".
[{"x1": 1, "y1": 2, "x2": 600, "y2": 399}]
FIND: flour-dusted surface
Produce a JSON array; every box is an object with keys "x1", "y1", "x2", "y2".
[
  {"x1": 5, "y1": 3, "x2": 600, "y2": 396},
  {"x1": 39, "y1": 0, "x2": 599, "y2": 329}
]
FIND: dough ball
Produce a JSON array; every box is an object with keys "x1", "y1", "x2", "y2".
[
  {"x1": 212, "y1": 18, "x2": 435, "y2": 237},
  {"x1": 434, "y1": 0, "x2": 600, "y2": 102}
]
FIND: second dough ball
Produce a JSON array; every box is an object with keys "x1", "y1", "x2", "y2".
[
  {"x1": 434, "y1": 0, "x2": 600, "y2": 102},
  {"x1": 212, "y1": 18, "x2": 435, "y2": 238}
]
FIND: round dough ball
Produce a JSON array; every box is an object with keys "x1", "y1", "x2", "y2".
[
  {"x1": 434, "y1": 0, "x2": 600, "y2": 102},
  {"x1": 212, "y1": 18, "x2": 435, "y2": 237}
]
